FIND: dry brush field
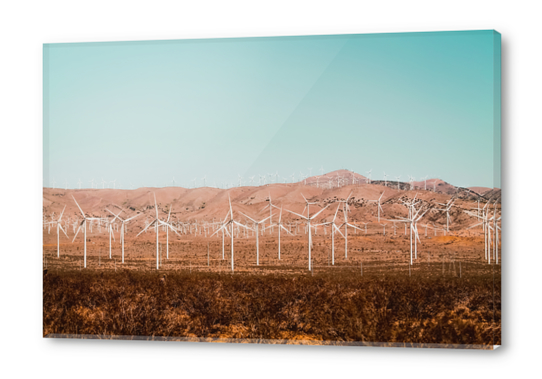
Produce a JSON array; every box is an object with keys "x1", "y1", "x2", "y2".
[{"x1": 43, "y1": 231, "x2": 501, "y2": 347}]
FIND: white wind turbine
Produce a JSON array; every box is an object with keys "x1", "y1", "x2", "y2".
[
  {"x1": 436, "y1": 198, "x2": 455, "y2": 232},
  {"x1": 267, "y1": 206, "x2": 293, "y2": 260},
  {"x1": 395, "y1": 175, "x2": 401, "y2": 190},
  {"x1": 51, "y1": 205, "x2": 68, "y2": 257},
  {"x1": 408, "y1": 175, "x2": 415, "y2": 190},
  {"x1": 72, "y1": 196, "x2": 102, "y2": 268},
  {"x1": 391, "y1": 203, "x2": 428, "y2": 265},
  {"x1": 262, "y1": 193, "x2": 276, "y2": 234},
  {"x1": 215, "y1": 211, "x2": 230, "y2": 260},
  {"x1": 369, "y1": 191, "x2": 385, "y2": 222},
  {"x1": 366, "y1": 169, "x2": 372, "y2": 184},
  {"x1": 107, "y1": 209, "x2": 141, "y2": 263},
  {"x1": 423, "y1": 175, "x2": 428, "y2": 190},
  {"x1": 163, "y1": 204, "x2": 179, "y2": 259},
  {"x1": 383, "y1": 172, "x2": 388, "y2": 187},
  {"x1": 136, "y1": 193, "x2": 181, "y2": 269},
  {"x1": 239, "y1": 211, "x2": 272, "y2": 266},
  {"x1": 106, "y1": 211, "x2": 117, "y2": 259},
  {"x1": 465, "y1": 199, "x2": 500, "y2": 264},
  {"x1": 286, "y1": 197, "x2": 329, "y2": 271},
  {"x1": 314, "y1": 204, "x2": 344, "y2": 265},
  {"x1": 337, "y1": 200, "x2": 363, "y2": 259},
  {"x1": 77, "y1": 179, "x2": 82, "y2": 189},
  {"x1": 210, "y1": 196, "x2": 247, "y2": 272}
]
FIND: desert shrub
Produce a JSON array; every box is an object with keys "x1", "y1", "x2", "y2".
[{"x1": 43, "y1": 270, "x2": 500, "y2": 345}]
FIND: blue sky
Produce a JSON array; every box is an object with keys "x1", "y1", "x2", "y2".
[{"x1": 43, "y1": 30, "x2": 501, "y2": 189}]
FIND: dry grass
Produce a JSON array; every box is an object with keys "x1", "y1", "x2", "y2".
[{"x1": 43, "y1": 268, "x2": 500, "y2": 346}]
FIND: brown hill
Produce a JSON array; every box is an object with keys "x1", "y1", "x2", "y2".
[{"x1": 43, "y1": 177, "x2": 492, "y2": 233}]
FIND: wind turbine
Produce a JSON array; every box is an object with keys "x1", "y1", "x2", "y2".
[
  {"x1": 77, "y1": 179, "x2": 82, "y2": 189},
  {"x1": 369, "y1": 191, "x2": 385, "y2": 222},
  {"x1": 262, "y1": 193, "x2": 276, "y2": 234},
  {"x1": 136, "y1": 193, "x2": 181, "y2": 269},
  {"x1": 72, "y1": 196, "x2": 102, "y2": 268},
  {"x1": 436, "y1": 198, "x2": 455, "y2": 232},
  {"x1": 210, "y1": 196, "x2": 247, "y2": 272},
  {"x1": 408, "y1": 175, "x2": 415, "y2": 190},
  {"x1": 465, "y1": 200, "x2": 497, "y2": 264},
  {"x1": 51, "y1": 206, "x2": 68, "y2": 257},
  {"x1": 395, "y1": 175, "x2": 401, "y2": 190},
  {"x1": 390, "y1": 203, "x2": 428, "y2": 265},
  {"x1": 106, "y1": 211, "x2": 117, "y2": 259},
  {"x1": 337, "y1": 201, "x2": 363, "y2": 259},
  {"x1": 314, "y1": 204, "x2": 344, "y2": 265},
  {"x1": 267, "y1": 206, "x2": 293, "y2": 260},
  {"x1": 239, "y1": 211, "x2": 272, "y2": 266},
  {"x1": 383, "y1": 172, "x2": 388, "y2": 187},
  {"x1": 286, "y1": 197, "x2": 329, "y2": 271},
  {"x1": 366, "y1": 169, "x2": 372, "y2": 184},
  {"x1": 107, "y1": 209, "x2": 141, "y2": 263}
]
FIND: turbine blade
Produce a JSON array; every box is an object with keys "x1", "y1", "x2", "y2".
[
  {"x1": 136, "y1": 219, "x2": 155, "y2": 237},
  {"x1": 239, "y1": 211, "x2": 257, "y2": 223},
  {"x1": 310, "y1": 204, "x2": 330, "y2": 220},
  {"x1": 58, "y1": 205, "x2": 66, "y2": 222},
  {"x1": 285, "y1": 209, "x2": 309, "y2": 220},
  {"x1": 59, "y1": 224, "x2": 68, "y2": 238},
  {"x1": 72, "y1": 196, "x2": 85, "y2": 217}
]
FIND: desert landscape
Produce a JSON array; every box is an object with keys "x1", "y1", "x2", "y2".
[{"x1": 43, "y1": 169, "x2": 501, "y2": 348}]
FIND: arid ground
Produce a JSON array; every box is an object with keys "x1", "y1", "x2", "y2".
[{"x1": 43, "y1": 171, "x2": 501, "y2": 347}]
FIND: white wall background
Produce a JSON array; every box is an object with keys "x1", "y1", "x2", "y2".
[{"x1": 0, "y1": 1, "x2": 539, "y2": 378}]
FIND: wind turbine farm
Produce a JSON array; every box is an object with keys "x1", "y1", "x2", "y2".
[
  {"x1": 42, "y1": 31, "x2": 501, "y2": 348},
  {"x1": 43, "y1": 169, "x2": 501, "y2": 347}
]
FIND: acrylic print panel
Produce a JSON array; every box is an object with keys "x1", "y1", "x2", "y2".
[{"x1": 43, "y1": 30, "x2": 501, "y2": 349}]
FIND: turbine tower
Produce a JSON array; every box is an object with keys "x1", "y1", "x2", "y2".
[
  {"x1": 239, "y1": 212, "x2": 272, "y2": 266},
  {"x1": 136, "y1": 193, "x2": 181, "y2": 269},
  {"x1": 314, "y1": 204, "x2": 344, "y2": 265},
  {"x1": 107, "y1": 209, "x2": 141, "y2": 263},
  {"x1": 286, "y1": 196, "x2": 329, "y2": 271},
  {"x1": 72, "y1": 196, "x2": 102, "y2": 268}
]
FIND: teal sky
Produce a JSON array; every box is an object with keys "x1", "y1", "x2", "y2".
[{"x1": 43, "y1": 30, "x2": 501, "y2": 189}]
